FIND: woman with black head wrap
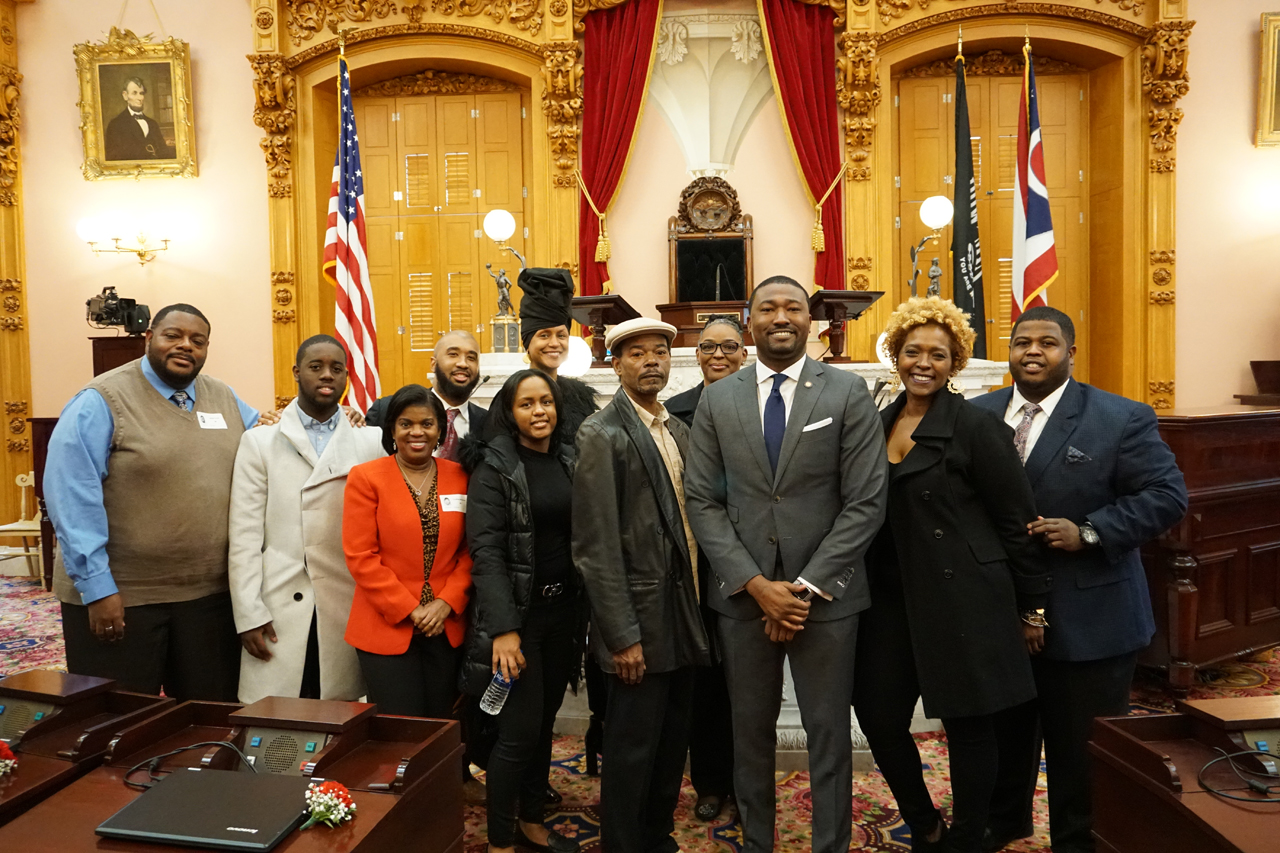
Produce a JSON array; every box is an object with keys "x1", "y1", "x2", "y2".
[{"x1": 516, "y1": 269, "x2": 598, "y2": 443}]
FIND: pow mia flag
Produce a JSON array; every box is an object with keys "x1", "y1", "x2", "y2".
[{"x1": 952, "y1": 55, "x2": 987, "y2": 359}]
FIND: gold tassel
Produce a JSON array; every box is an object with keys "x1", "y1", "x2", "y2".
[
  {"x1": 595, "y1": 213, "x2": 612, "y2": 262},
  {"x1": 811, "y1": 205, "x2": 826, "y2": 253}
]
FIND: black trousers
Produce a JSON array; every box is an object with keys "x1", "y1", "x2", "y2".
[
  {"x1": 356, "y1": 632, "x2": 460, "y2": 719},
  {"x1": 486, "y1": 601, "x2": 578, "y2": 847},
  {"x1": 300, "y1": 609, "x2": 321, "y2": 700},
  {"x1": 853, "y1": 594, "x2": 1005, "y2": 853},
  {"x1": 61, "y1": 591, "x2": 240, "y2": 701},
  {"x1": 689, "y1": 660, "x2": 734, "y2": 798},
  {"x1": 991, "y1": 651, "x2": 1137, "y2": 853},
  {"x1": 602, "y1": 666, "x2": 695, "y2": 853}
]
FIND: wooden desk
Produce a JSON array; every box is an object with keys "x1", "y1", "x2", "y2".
[
  {"x1": 1091, "y1": 704, "x2": 1280, "y2": 853},
  {"x1": 0, "y1": 698, "x2": 464, "y2": 853},
  {"x1": 1141, "y1": 406, "x2": 1280, "y2": 692},
  {"x1": 0, "y1": 670, "x2": 173, "y2": 826}
]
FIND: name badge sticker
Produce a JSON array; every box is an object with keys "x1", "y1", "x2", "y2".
[
  {"x1": 439, "y1": 494, "x2": 467, "y2": 513},
  {"x1": 197, "y1": 412, "x2": 228, "y2": 430}
]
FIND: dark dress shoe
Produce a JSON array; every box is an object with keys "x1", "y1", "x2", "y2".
[
  {"x1": 544, "y1": 784, "x2": 563, "y2": 807},
  {"x1": 694, "y1": 794, "x2": 725, "y2": 822},
  {"x1": 981, "y1": 826, "x2": 1032, "y2": 853},
  {"x1": 911, "y1": 812, "x2": 949, "y2": 852},
  {"x1": 584, "y1": 718, "x2": 603, "y2": 777},
  {"x1": 514, "y1": 826, "x2": 581, "y2": 853}
]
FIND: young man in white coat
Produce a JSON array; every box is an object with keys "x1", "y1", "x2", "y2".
[{"x1": 228, "y1": 335, "x2": 384, "y2": 703}]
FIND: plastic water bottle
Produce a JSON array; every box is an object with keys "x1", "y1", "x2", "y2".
[{"x1": 480, "y1": 671, "x2": 514, "y2": 715}]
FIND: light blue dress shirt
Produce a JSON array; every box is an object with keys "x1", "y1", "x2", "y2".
[
  {"x1": 298, "y1": 407, "x2": 342, "y2": 457},
  {"x1": 44, "y1": 358, "x2": 261, "y2": 605}
]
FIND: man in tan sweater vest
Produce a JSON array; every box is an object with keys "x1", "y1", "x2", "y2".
[{"x1": 44, "y1": 304, "x2": 262, "y2": 701}]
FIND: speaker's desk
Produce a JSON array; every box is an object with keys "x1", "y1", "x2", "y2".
[
  {"x1": 0, "y1": 670, "x2": 172, "y2": 826},
  {"x1": 1091, "y1": 697, "x2": 1280, "y2": 853},
  {"x1": 0, "y1": 697, "x2": 464, "y2": 853}
]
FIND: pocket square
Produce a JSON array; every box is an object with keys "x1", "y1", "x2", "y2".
[
  {"x1": 802, "y1": 417, "x2": 833, "y2": 433},
  {"x1": 1066, "y1": 446, "x2": 1092, "y2": 463}
]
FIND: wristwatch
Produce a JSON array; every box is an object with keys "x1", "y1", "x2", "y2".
[
  {"x1": 1021, "y1": 608, "x2": 1049, "y2": 628},
  {"x1": 1079, "y1": 522, "x2": 1101, "y2": 548},
  {"x1": 792, "y1": 587, "x2": 815, "y2": 603}
]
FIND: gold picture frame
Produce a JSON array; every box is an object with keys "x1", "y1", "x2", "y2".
[
  {"x1": 74, "y1": 27, "x2": 197, "y2": 179},
  {"x1": 1258, "y1": 13, "x2": 1280, "y2": 146}
]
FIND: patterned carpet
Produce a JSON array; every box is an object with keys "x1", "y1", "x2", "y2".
[{"x1": 3, "y1": 576, "x2": 1278, "y2": 851}]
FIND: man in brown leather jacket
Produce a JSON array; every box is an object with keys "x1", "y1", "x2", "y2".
[{"x1": 572, "y1": 317, "x2": 711, "y2": 853}]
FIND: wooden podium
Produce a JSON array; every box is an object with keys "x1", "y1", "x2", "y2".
[
  {"x1": 1091, "y1": 697, "x2": 1280, "y2": 853},
  {"x1": 89, "y1": 336, "x2": 145, "y2": 376},
  {"x1": 1140, "y1": 406, "x2": 1280, "y2": 692},
  {"x1": 656, "y1": 301, "x2": 752, "y2": 348},
  {"x1": 808, "y1": 290, "x2": 884, "y2": 364},
  {"x1": 0, "y1": 696, "x2": 465, "y2": 852},
  {"x1": 570, "y1": 294, "x2": 641, "y2": 367},
  {"x1": 0, "y1": 670, "x2": 173, "y2": 827}
]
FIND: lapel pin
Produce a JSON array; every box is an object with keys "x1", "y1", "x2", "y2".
[{"x1": 804, "y1": 381, "x2": 813, "y2": 388}]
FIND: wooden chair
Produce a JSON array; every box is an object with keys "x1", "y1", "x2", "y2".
[{"x1": 0, "y1": 472, "x2": 42, "y2": 578}]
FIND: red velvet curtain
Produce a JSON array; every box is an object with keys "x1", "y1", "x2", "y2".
[
  {"x1": 759, "y1": 0, "x2": 845, "y2": 290},
  {"x1": 578, "y1": 0, "x2": 662, "y2": 297}
]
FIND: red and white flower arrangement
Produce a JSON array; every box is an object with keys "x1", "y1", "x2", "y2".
[
  {"x1": 301, "y1": 780, "x2": 356, "y2": 830},
  {"x1": 0, "y1": 741, "x2": 16, "y2": 777}
]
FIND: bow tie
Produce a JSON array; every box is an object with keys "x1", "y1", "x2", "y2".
[{"x1": 130, "y1": 110, "x2": 144, "y2": 117}]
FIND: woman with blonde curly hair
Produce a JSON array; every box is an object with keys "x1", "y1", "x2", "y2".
[{"x1": 852, "y1": 297, "x2": 1048, "y2": 853}]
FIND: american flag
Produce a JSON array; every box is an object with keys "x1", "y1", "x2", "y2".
[
  {"x1": 1011, "y1": 48, "x2": 1058, "y2": 321},
  {"x1": 323, "y1": 56, "x2": 381, "y2": 413}
]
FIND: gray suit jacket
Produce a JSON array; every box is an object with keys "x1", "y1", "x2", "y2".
[{"x1": 685, "y1": 357, "x2": 888, "y2": 621}]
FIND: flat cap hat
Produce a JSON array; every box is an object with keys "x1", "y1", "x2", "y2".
[{"x1": 604, "y1": 317, "x2": 678, "y2": 352}]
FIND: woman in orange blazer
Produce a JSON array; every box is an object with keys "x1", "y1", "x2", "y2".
[{"x1": 343, "y1": 384, "x2": 472, "y2": 718}]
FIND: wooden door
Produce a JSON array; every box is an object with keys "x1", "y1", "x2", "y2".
[{"x1": 896, "y1": 72, "x2": 1089, "y2": 380}]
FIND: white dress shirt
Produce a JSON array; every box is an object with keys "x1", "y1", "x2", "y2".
[
  {"x1": 1003, "y1": 378, "x2": 1072, "y2": 460},
  {"x1": 751, "y1": 355, "x2": 829, "y2": 600},
  {"x1": 432, "y1": 387, "x2": 470, "y2": 457},
  {"x1": 130, "y1": 110, "x2": 150, "y2": 137}
]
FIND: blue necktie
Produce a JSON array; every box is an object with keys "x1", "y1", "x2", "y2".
[
  {"x1": 171, "y1": 390, "x2": 190, "y2": 410},
  {"x1": 764, "y1": 373, "x2": 787, "y2": 474}
]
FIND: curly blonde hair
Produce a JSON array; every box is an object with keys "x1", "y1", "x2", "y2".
[{"x1": 880, "y1": 296, "x2": 977, "y2": 375}]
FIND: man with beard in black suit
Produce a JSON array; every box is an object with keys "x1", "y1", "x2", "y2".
[{"x1": 104, "y1": 77, "x2": 175, "y2": 161}]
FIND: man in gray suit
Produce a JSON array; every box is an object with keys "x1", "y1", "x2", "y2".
[{"x1": 685, "y1": 276, "x2": 888, "y2": 853}]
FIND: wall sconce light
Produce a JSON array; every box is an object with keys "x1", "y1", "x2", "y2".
[
  {"x1": 76, "y1": 216, "x2": 172, "y2": 265},
  {"x1": 482, "y1": 209, "x2": 526, "y2": 269},
  {"x1": 908, "y1": 195, "x2": 954, "y2": 297}
]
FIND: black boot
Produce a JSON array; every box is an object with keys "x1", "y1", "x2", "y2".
[{"x1": 584, "y1": 717, "x2": 603, "y2": 777}]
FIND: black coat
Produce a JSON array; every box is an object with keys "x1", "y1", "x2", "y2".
[
  {"x1": 664, "y1": 383, "x2": 703, "y2": 428},
  {"x1": 876, "y1": 389, "x2": 1049, "y2": 718},
  {"x1": 458, "y1": 433, "x2": 582, "y2": 696},
  {"x1": 572, "y1": 389, "x2": 711, "y2": 674},
  {"x1": 104, "y1": 109, "x2": 174, "y2": 161},
  {"x1": 365, "y1": 394, "x2": 488, "y2": 434},
  {"x1": 554, "y1": 375, "x2": 598, "y2": 444}
]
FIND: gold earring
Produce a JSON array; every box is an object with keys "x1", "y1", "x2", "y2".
[
  {"x1": 887, "y1": 366, "x2": 901, "y2": 393},
  {"x1": 947, "y1": 376, "x2": 963, "y2": 395}
]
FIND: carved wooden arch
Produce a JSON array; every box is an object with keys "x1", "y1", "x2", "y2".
[{"x1": 847, "y1": 7, "x2": 1191, "y2": 412}]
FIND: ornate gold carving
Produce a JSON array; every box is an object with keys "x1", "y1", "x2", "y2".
[
  {"x1": 838, "y1": 33, "x2": 879, "y2": 181},
  {"x1": 674, "y1": 178, "x2": 746, "y2": 234},
  {"x1": 794, "y1": 0, "x2": 845, "y2": 28},
  {"x1": 542, "y1": 41, "x2": 582, "y2": 174},
  {"x1": 284, "y1": 0, "x2": 398, "y2": 47},
  {"x1": 0, "y1": 316, "x2": 22, "y2": 331},
  {"x1": 403, "y1": 0, "x2": 543, "y2": 37},
  {"x1": 1142, "y1": 21, "x2": 1192, "y2": 105},
  {"x1": 1, "y1": 25, "x2": 14, "y2": 47},
  {"x1": 286, "y1": 22, "x2": 543, "y2": 68},
  {"x1": 877, "y1": 0, "x2": 910, "y2": 24},
  {"x1": 273, "y1": 309, "x2": 298, "y2": 324},
  {"x1": 1150, "y1": 398, "x2": 1172, "y2": 410},
  {"x1": 851, "y1": 274, "x2": 871, "y2": 290},
  {"x1": 1149, "y1": 290, "x2": 1175, "y2": 304},
  {"x1": 275, "y1": 289, "x2": 294, "y2": 306},
  {"x1": 903, "y1": 50, "x2": 1083, "y2": 78},
  {"x1": 275, "y1": 395, "x2": 295, "y2": 410},
  {"x1": 353, "y1": 70, "x2": 518, "y2": 97},
  {"x1": 248, "y1": 54, "x2": 297, "y2": 199},
  {"x1": 1150, "y1": 157, "x2": 1175, "y2": 172},
  {"x1": 7, "y1": 417, "x2": 23, "y2": 434},
  {"x1": 75, "y1": 29, "x2": 198, "y2": 180},
  {"x1": 878, "y1": 5, "x2": 1150, "y2": 47},
  {"x1": 1152, "y1": 268, "x2": 1172, "y2": 287},
  {"x1": 1149, "y1": 250, "x2": 1175, "y2": 265},
  {"x1": 1149, "y1": 381, "x2": 1175, "y2": 404},
  {"x1": 556, "y1": 260, "x2": 580, "y2": 278},
  {"x1": 2, "y1": 295, "x2": 17, "y2": 313},
  {"x1": 550, "y1": 0, "x2": 568, "y2": 15},
  {"x1": 881, "y1": 0, "x2": 1143, "y2": 23},
  {"x1": 1148, "y1": 107, "x2": 1183, "y2": 152},
  {"x1": 4, "y1": 401, "x2": 28, "y2": 415},
  {"x1": 849, "y1": 256, "x2": 872, "y2": 271},
  {"x1": 552, "y1": 174, "x2": 576, "y2": 188},
  {"x1": 0, "y1": 64, "x2": 20, "y2": 204},
  {"x1": 256, "y1": 9, "x2": 275, "y2": 30},
  {"x1": 572, "y1": 0, "x2": 631, "y2": 33},
  {"x1": 7, "y1": 439, "x2": 29, "y2": 453},
  {"x1": 272, "y1": 271, "x2": 296, "y2": 285}
]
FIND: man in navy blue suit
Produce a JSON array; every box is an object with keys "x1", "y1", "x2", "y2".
[{"x1": 972, "y1": 306, "x2": 1187, "y2": 853}]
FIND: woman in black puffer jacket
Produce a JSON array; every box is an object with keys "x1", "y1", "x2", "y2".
[{"x1": 460, "y1": 369, "x2": 584, "y2": 853}]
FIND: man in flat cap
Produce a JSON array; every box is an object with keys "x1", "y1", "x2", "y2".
[{"x1": 573, "y1": 318, "x2": 710, "y2": 853}]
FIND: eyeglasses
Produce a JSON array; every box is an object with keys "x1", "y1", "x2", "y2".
[{"x1": 698, "y1": 340, "x2": 742, "y2": 355}]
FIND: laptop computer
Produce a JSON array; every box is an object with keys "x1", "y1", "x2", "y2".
[{"x1": 97, "y1": 767, "x2": 315, "y2": 851}]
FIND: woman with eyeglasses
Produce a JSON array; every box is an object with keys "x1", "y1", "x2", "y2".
[{"x1": 664, "y1": 315, "x2": 748, "y2": 822}]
